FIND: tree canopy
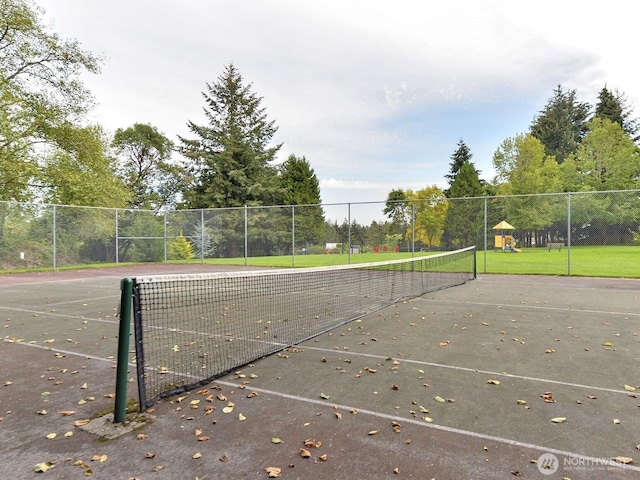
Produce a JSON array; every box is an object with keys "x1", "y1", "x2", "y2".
[
  {"x1": 530, "y1": 85, "x2": 591, "y2": 164},
  {"x1": 0, "y1": 0, "x2": 103, "y2": 202},
  {"x1": 594, "y1": 86, "x2": 639, "y2": 141},
  {"x1": 278, "y1": 154, "x2": 325, "y2": 245},
  {"x1": 178, "y1": 63, "x2": 282, "y2": 209},
  {"x1": 112, "y1": 123, "x2": 184, "y2": 210}
]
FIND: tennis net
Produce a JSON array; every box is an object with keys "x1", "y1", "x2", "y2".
[{"x1": 129, "y1": 246, "x2": 476, "y2": 409}]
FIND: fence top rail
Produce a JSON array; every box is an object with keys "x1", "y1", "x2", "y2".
[{"x1": 1, "y1": 189, "x2": 638, "y2": 214}]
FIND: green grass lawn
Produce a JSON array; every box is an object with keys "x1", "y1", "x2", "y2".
[
  {"x1": 478, "y1": 245, "x2": 640, "y2": 278},
  {"x1": 199, "y1": 245, "x2": 640, "y2": 278},
  {"x1": 4, "y1": 246, "x2": 636, "y2": 278}
]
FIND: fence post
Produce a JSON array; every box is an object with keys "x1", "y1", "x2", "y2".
[
  {"x1": 567, "y1": 193, "x2": 571, "y2": 276},
  {"x1": 114, "y1": 278, "x2": 133, "y2": 423},
  {"x1": 244, "y1": 205, "x2": 248, "y2": 266},
  {"x1": 52, "y1": 205, "x2": 57, "y2": 270},
  {"x1": 291, "y1": 205, "x2": 295, "y2": 267},
  {"x1": 200, "y1": 209, "x2": 205, "y2": 264},
  {"x1": 411, "y1": 202, "x2": 415, "y2": 257},
  {"x1": 115, "y1": 209, "x2": 119, "y2": 265},
  {"x1": 483, "y1": 197, "x2": 487, "y2": 274},
  {"x1": 347, "y1": 203, "x2": 351, "y2": 264},
  {"x1": 163, "y1": 212, "x2": 167, "y2": 262}
]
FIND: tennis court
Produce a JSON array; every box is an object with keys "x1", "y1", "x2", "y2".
[{"x1": 1, "y1": 264, "x2": 639, "y2": 479}]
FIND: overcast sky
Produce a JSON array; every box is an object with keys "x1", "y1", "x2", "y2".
[{"x1": 35, "y1": 0, "x2": 640, "y2": 212}]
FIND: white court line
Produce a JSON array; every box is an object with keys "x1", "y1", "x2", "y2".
[
  {"x1": 1, "y1": 338, "x2": 121, "y2": 364},
  {"x1": 215, "y1": 379, "x2": 640, "y2": 473},
  {"x1": 0, "y1": 305, "x2": 119, "y2": 324},
  {"x1": 435, "y1": 300, "x2": 640, "y2": 317},
  {"x1": 302, "y1": 346, "x2": 633, "y2": 395}
]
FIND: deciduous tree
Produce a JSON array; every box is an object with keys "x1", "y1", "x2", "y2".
[
  {"x1": 112, "y1": 123, "x2": 183, "y2": 210},
  {"x1": 0, "y1": 0, "x2": 102, "y2": 201}
]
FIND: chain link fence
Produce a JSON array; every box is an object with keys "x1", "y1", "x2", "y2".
[{"x1": 0, "y1": 190, "x2": 638, "y2": 276}]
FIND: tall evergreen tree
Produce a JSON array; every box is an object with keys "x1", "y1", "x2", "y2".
[
  {"x1": 594, "y1": 86, "x2": 639, "y2": 141},
  {"x1": 444, "y1": 139, "x2": 478, "y2": 197},
  {"x1": 530, "y1": 85, "x2": 591, "y2": 164},
  {"x1": 279, "y1": 154, "x2": 325, "y2": 246},
  {"x1": 442, "y1": 142, "x2": 484, "y2": 248},
  {"x1": 179, "y1": 63, "x2": 282, "y2": 208},
  {"x1": 279, "y1": 154, "x2": 322, "y2": 205}
]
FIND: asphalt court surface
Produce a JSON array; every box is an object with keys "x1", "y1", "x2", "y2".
[{"x1": 1, "y1": 265, "x2": 640, "y2": 479}]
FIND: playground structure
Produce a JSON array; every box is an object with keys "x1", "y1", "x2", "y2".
[{"x1": 494, "y1": 220, "x2": 521, "y2": 253}]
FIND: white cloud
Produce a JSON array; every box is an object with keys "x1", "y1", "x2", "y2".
[{"x1": 35, "y1": 0, "x2": 640, "y2": 207}]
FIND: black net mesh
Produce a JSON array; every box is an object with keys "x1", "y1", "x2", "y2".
[{"x1": 131, "y1": 247, "x2": 475, "y2": 409}]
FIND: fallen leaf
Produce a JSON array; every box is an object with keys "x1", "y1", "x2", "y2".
[
  {"x1": 614, "y1": 456, "x2": 633, "y2": 464},
  {"x1": 624, "y1": 384, "x2": 636, "y2": 392},
  {"x1": 487, "y1": 379, "x2": 500, "y2": 385},
  {"x1": 434, "y1": 396, "x2": 445, "y2": 403},
  {"x1": 46, "y1": 433, "x2": 57, "y2": 439},
  {"x1": 368, "y1": 430, "x2": 379, "y2": 435},
  {"x1": 265, "y1": 466, "x2": 281, "y2": 478},
  {"x1": 192, "y1": 452, "x2": 202, "y2": 459},
  {"x1": 300, "y1": 448, "x2": 311, "y2": 458},
  {"x1": 271, "y1": 438, "x2": 283, "y2": 444},
  {"x1": 516, "y1": 400, "x2": 527, "y2": 405},
  {"x1": 540, "y1": 392, "x2": 556, "y2": 403},
  {"x1": 238, "y1": 413, "x2": 246, "y2": 421},
  {"x1": 74, "y1": 419, "x2": 90, "y2": 427},
  {"x1": 320, "y1": 392, "x2": 330, "y2": 399},
  {"x1": 34, "y1": 462, "x2": 56, "y2": 472},
  {"x1": 151, "y1": 465, "x2": 164, "y2": 472},
  {"x1": 551, "y1": 417, "x2": 567, "y2": 423},
  {"x1": 59, "y1": 410, "x2": 76, "y2": 416},
  {"x1": 613, "y1": 419, "x2": 621, "y2": 424}
]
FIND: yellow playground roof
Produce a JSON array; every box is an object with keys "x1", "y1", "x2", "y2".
[{"x1": 493, "y1": 220, "x2": 514, "y2": 230}]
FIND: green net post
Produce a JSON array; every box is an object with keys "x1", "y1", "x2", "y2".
[{"x1": 114, "y1": 278, "x2": 133, "y2": 423}]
